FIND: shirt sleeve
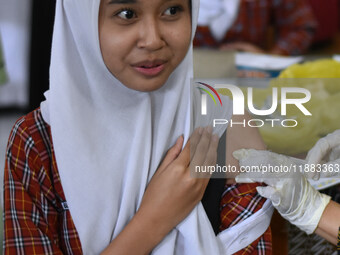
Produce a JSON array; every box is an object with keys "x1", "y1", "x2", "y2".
[
  {"x1": 337, "y1": 227, "x2": 340, "y2": 252},
  {"x1": 3, "y1": 117, "x2": 63, "y2": 255},
  {"x1": 271, "y1": 0, "x2": 318, "y2": 55}
]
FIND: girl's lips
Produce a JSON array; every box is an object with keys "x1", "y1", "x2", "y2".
[{"x1": 133, "y1": 63, "x2": 166, "y2": 77}]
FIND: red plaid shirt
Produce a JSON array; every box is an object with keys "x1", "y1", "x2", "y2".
[
  {"x1": 338, "y1": 228, "x2": 340, "y2": 253},
  {"x1": 194, "y1": 0, "x2": 317, "y2": 55},
  {"x1": 3, "y1": 109, "x2": 82, "y2": 255},
  {"x1": 3, "y1": 108, "x2": 271, "y2": 254},
  {"x1": 220, "y1": 183, "x2": 272, "y2": 254}
]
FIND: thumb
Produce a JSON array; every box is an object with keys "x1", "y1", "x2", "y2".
[
  {"x1": 303, "y1": 170, "x2": 320, "y2": 181},
  {"x1": 232, "y1": 149, "x2": 248, "y2": 160},
  {"x1": 235, "y1": 175, "x2": 255, "y2": 183},
  {"x1": 256, "y1": 186, "x2": 280, "y2": 206},
  {"x1": 320, "y1": 160, "x2": 340, "y2": 178}
]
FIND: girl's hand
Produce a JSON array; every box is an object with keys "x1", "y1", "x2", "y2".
[
  {"x1": 137, "y1": 127, "x2": 220, "y2": 237},
  {"x1": 101, "y1": 127, "x2": 219, "y2": 255}
]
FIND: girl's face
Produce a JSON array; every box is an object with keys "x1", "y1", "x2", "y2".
[{"x1": 99, "y1": 0, "x2": 192, "y2": 92}]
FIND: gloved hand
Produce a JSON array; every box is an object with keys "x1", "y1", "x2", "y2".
[
  {"x1": 234, "y1": 149, "x2": 331, "y2": 235},
  {"x1": 306, "y1": 129, "x2": 340, "y2": 180}
]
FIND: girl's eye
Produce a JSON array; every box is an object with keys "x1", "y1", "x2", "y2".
[
  {"x1": 164, "y1": 6, "x2": 182, "y2": 16},
  {"x1": 116, "y1": 9, "x2": 136, "y2": 20}
]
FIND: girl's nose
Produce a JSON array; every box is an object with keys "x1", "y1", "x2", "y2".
[{"x1": 137, "y1": 18, "x2": 165, "y2": 51}]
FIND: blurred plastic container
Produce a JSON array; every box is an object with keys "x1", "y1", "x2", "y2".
[
  {"x1": 236, "y1": 52, "x2": 303, "y2": 78},
  {"x1": 254, "y1": 59, "x2": 340, "y2": 155}
]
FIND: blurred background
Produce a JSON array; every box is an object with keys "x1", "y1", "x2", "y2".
[{"x1": 0, "y1": 0, "x2": 340, "y2": 254}]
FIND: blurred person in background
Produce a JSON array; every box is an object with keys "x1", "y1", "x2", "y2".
[{"x1": 194, "y1": 0, "x2": 318, "y2": 56}]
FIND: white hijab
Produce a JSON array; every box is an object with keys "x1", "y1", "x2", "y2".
[
  {"x1": 198, "y1": 0, "x2": 241, "y2": 41},
  {"x1": 41, "y1": 0, "x2": 272, "y2": 254}
]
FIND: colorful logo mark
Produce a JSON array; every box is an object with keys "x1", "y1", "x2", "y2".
[{"x1": 196, "y1": 82, "x2": 223, "y2": 106}]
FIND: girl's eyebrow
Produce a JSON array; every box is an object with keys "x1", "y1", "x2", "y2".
[{"x1": 108, "y1": 0, "x2": 137, "y2": 4}]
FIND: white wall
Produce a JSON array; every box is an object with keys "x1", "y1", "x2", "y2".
[{"x1": 0, "y1": 0, "x2": 32, "y2": 108}]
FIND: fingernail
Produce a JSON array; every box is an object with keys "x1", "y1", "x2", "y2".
[
  {"x1": 176, "y1": 135, "x2": 183, "y2": 146},
  {"x1": 212, "y1": 134, "x2": 219, "y2": 143},
  {"x1": 232, "y1": 149, "x2": 243, "y2": 159},
  {"x1": 256, "y1": 187, "x2": 265, "y2": 196},
  {"x1": 206, "y1": 126, "x2": 213, "y2": 134},
  {"x1": 235, "y1": 175, "x2": 249, "y2": 183}
]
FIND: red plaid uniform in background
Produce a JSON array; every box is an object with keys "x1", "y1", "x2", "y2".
[
  {"x1": 4, "y1": 108, "x2": 271, "y2": 254},
  {"x1": 194, "y1": 0, "x2": 317, "y2": 56}
]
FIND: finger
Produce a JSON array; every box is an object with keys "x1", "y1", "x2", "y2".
[
  {"x1": 191, "y1": 126, "x2": 213, "y2": 169},
  {"x1": 203, "y1": 134, "x2": 219, "y2": 165},
  {"x1": 235, "y1": 175, "x2": 255, "y2": 183},
  {"x1": 329, "y1": 145, "x2": 340, "y2": 161},
  {"x1": 325, "y1": 131, "x2": 340, "y2": 148},
  {"x1": 157, "y1": 136, "x2": 184, "y2": 173},
  {"x1": 234, "y1": 149, "x2": 305, "y2": 172},
  {"x1": 235, "y1": 172, "x2": 265, "y2": 183},
  {"x1": 320, "y1": 159, "x2": 340, "y2": 178},
  {"x1": 236, "y1": 172, "x2": 280, "y2": 186},
  {"x1": 177, "y1": 128, "x2": 203, "y2": 166},
  {"x1": 306, "y1": 139, "x2": 331, "y2": 164},
  {"x1": 307, "y1": 133, "x2": 340, "y2": 164},
  {"x1": 256, "y1": 186, "x2": 280, "y2": 206},
  {"x1": 232, "y1": 149, "x2": 249, "y2": 161},
  {"x1": 289, "y1": 157, "x2": 306, "y2": 165},
  {"x1": 233, "y1": 149, "x2": 272, "y2": 167},
  {"x1": 199, "y1": 134, "x2": 219, "y2": 178},
  {"x1": 190, "y1": 127, "x2": 203, "y2": 161},
  {"x1": 304, "y1": 171, "x2": 320, "y2": 180}
]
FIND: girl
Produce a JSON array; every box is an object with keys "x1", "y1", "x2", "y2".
[{"x1": 3, "y1": 0, "x2": 272, "y2": 254}]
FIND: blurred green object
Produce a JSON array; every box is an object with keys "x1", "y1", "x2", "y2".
[
  {"x1": 253, "y1": 59, "x2": 340, "y2": 155},
  {"x1": 0, "y1": 206, "x2": 2, "y2": 254},
  {"x1": 0, "y1": 34, "x2": 8, "y2": 85}
]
